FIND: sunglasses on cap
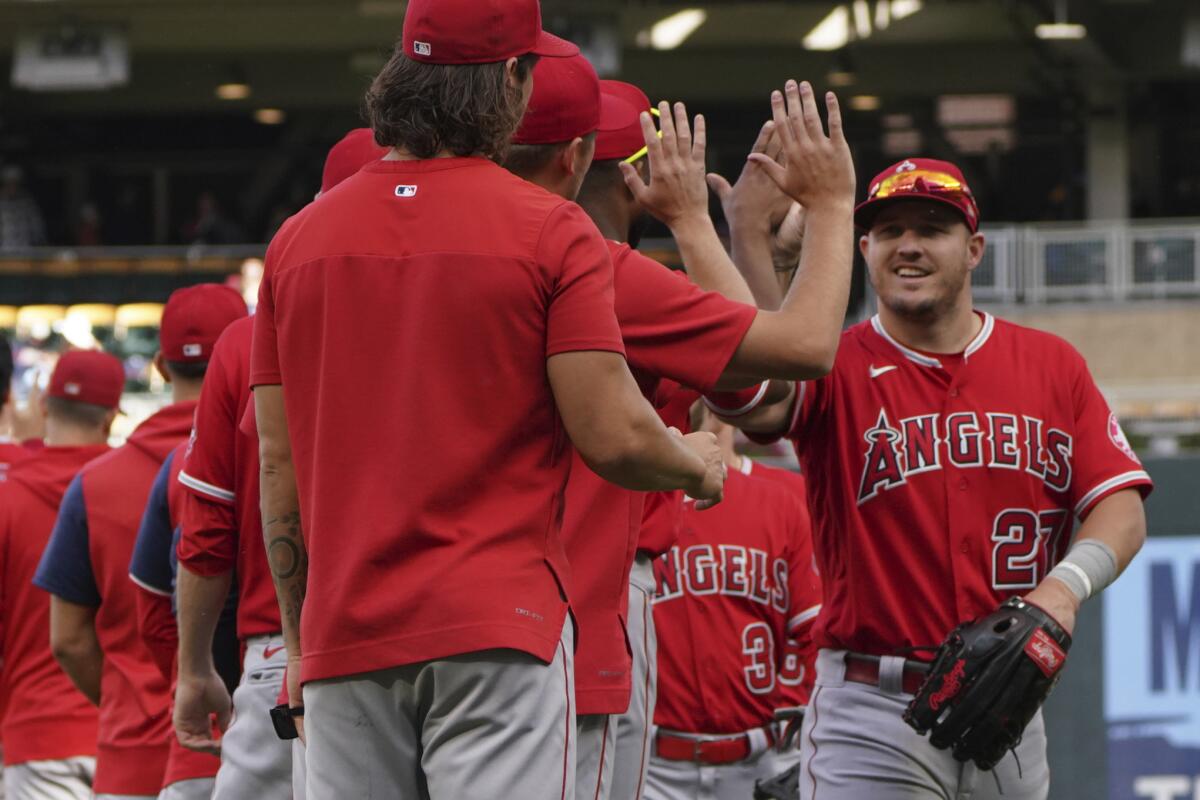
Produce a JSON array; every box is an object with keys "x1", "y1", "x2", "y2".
[
  {"x1": 868, "y1": 168, "x2": 970, "y2": 201},
  {"x1": 623, "y1": 107, "x2": 664, "y2": 165}
]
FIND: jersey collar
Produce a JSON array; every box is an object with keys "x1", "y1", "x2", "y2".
[{"x1": 870, "y1": 311, "x2": 995, "y2": 368}]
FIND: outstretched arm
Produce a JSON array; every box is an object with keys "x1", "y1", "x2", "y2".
[{"x1": 619, "y1": 102, "x2": 755, "y2": 306}]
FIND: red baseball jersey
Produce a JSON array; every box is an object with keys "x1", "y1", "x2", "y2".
[
  {"x1": 0, "y1": 445, "x2": 107, "y2": 766},
  {"x1": 0, "y1": 440, "x2": 33, "y2": 482},
  {"x1": 740, "y1": 460, "x2": 819, "y2": 706},
  {"x1": 250, "y1": 157, "x2": 625, "y2": 684},
  {"x1": 177, "y1": 316, "x2": 278, "y2": 640},
  {"x1": 652, "y1": 466, "x2": 821, "y2": 734},
  {"x1": 566, "y1": 243, "x2": 757, "y2": 714},
  {"x1": 760, "y1": 312, "x2": 1154, "y2": 656},
  {"x1": 132, "y1": 440, "x2": 225, "y2": 788},
  {"x1": 34, "y1": 401, "x2": 195, "y2": 794}
]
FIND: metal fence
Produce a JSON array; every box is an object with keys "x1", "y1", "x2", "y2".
[{"x1": 973, "y1": 219, "x2": 1200, "y2": 304}]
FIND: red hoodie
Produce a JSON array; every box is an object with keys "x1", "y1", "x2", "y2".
[
  {"x1": 0, "y1": 444, "x2": 108, "y2": 765},
  {"x1": 34, "y1": 401, "x2": 196, "y2": 795}
]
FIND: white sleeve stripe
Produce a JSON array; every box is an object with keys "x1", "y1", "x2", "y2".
[
  {"x1": 128, "y1": 572, "x2": 172, "y2": 598},
  {"x1": 179, "y1": 470, "x2": 236, "y2": 503},
  {"x1": 788, "y1": 604, "x2": 821, "y2": 632},
  {"x1": 703, "y1": 381, "x2": 770, "y2": 417},
  {"x1": 1074, "y1": 470, "x2": 1151, "y2": 517},
  {"x1": 788, "y1": 381, "x2": 807, "y2": 434}
]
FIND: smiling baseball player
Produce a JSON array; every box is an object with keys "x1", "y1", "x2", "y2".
[{"x1": 723, "y1": 152, "x2": 1154, "y2": 799}]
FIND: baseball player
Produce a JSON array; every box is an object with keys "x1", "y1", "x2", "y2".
[
  {"x1": 34, "y1": 285, "x2": 246, "y2": 799},
  {"x1": 741, "y1": 463, "x2": 817, "y2": 713},
  {"x1": 566, "y1": 80, "x2": 853, "y2": 800},
  {"x1": 0, "y1": 350, "x2": 120, "y2": 799},
  {"x1": 723, "y1": 150, "x2": 1154, "y2": 799},
  {"x1": 250, "y1": 0, "x2": 729, "y2": 795},
  {"x1": 646, "y1": 406, "x2": 819, "y2": 800},
  {"x1": 172, "y1": 127, "x2": 384, "y2": 800},
  {"x1": 502, "y1": 62, "x2": 854, "y2": 799},
  {"x1": 173, "y1": 317, "x2": 305, "y2": 800},
  {"x1": 129, "y1": 438, "x2": 241, "y2": 800}
]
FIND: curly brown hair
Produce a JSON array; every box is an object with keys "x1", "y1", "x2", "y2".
[{"x1": 366, "y1": 47, "x2": 537, "y2": 161}]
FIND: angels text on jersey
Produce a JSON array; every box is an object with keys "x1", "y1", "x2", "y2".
[{"x1": 857, "y1": 408, "x2": 1073, "y2": 506}]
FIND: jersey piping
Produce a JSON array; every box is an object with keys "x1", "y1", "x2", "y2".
[
  {"x1": 869, "y1": 312, "x2": 996, "y2": 368},
  {"x1": 178, "y1": 471, "x2": 235, "y2": 504}
]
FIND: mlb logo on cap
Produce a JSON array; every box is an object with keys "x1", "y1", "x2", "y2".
[
  {"x1": 402, "y1": 0, "x2": 578, "y2": 65},
  {"x1": 159, "y1": 284, "x2": 248, "y2": 364},
  {"x1": 47, "y1": 350, "x2": 125, "y2": 409}
]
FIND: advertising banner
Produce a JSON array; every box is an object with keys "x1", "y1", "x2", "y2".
[{"x1": 1104, "y1": 537, "x2": 1200, "y2": 799}]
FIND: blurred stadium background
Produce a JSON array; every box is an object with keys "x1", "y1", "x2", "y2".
[{"x1": 1, "y1": 2, "x2": 1198, "y2": 798}]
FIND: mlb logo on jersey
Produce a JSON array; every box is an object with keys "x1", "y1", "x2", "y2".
[{"x1": 395, "y1": 185, "x2": 418, "y2": 198}]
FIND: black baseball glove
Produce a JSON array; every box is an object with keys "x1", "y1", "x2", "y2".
[{"x1": 903, "y1": 596, "x2": 1071, "y2": 771}]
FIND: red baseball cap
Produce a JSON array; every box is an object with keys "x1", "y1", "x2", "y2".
[
  {"x1": 512, "y1": 54, "x2": 600, "y2": 145},
  {"x1": 159, "y1": 284, "x2": 248, "y2": 363},
  {"x1": 594, "y1": 80, "x2": 653, "y2": 162},
  {"x1": 402, "y1": 0, "x2": 578, "y2": 65},
  {"x1": 48, "y1": 350, "x2": 125, "y2": 409},
  {"x1": 855, "y1": 158, "x2": 980, "y2": 232},
  {"x1": 321, "y1": 129, "x2": 387, "y2": 194}
]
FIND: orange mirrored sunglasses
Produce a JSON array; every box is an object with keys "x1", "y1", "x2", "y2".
[{"x1": 869, "y1": 169, "x2": 970, "y2": 200}]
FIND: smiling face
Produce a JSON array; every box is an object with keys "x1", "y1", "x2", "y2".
[{"x1": 860, "y1": 200, "x2": 985, "y2": 322}]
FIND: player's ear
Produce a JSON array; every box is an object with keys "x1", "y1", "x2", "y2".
[
  {"x1": 858, "y1": 233, "x2": 871, "y2": 260},
  {"x1": 965, "y1": 231, "x2": 986, "y2": 272},
  {"x1": 102, "y1": 408, "x2": 118, "y2": 434},
  {"x1": 560, "y1": 139, "x2": 582, "y2": 177},
  {"x1": 153, "y1": 352, "x2": 172, "y2": 384}
]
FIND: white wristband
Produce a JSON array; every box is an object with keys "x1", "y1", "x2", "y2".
[{"x1": 1047, "y1": 539, "x2": 1118, "y2": 603}]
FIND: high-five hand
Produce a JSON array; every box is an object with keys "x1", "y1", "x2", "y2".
[
  {"x1": 706, "y1": 120, "x2": 793, "y2": 232},
  {"x1": 619, "y1": 101, "x2": 710, "y2": 229},
  {"x1": 747, "y1": 81, "x2": 855, "y2": 211}
]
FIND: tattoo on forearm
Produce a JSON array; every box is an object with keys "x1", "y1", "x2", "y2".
[
  {"x1": 268, "y1": 538, "x2": 303, "y2": 579},
  {"x1": 263, "y1": 509, "x2": 308, "y2": 633}
]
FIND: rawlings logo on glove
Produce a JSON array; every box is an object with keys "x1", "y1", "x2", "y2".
[{"x1": 902, "y1": 597, "x2": 1072, "y2": 771}]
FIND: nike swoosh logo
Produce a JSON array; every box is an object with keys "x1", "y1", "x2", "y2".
[
  {"x1": 263, "y1": 645, "x2": 287, "y2": 660},
  {"x1": 869, "y1": 364, "x2": 898, "y2": 378}
]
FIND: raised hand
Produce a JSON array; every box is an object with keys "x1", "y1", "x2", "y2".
[
  {"x1": 706, "y1": 120, "x2": 794, "y2": 233},
  {"x1": 747, "y1": 81, "x2": 855, "y2": 211},
  {"x1": 619, "y1": 101, "x2": 710, "y2": 229},
  {"x1": 772, "y1": 201, "x2": 807, "y2": 270}
]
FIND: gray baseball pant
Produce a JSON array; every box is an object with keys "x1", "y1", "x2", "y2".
[
  {"x1": 799, "y1": 649, "x2": 1049, "y2": 800},
  {"x1": 609, "y1": 555, "x2": 659, "y2": 800},
  {"x1": 157, "y1": 778, "x2": 214, "y2": 800},
  {"x1": 577, "y1": 713, "x2": 616, "y2": 800},
  {"x1": 303, "y1": 620, "x2": 576, "y2": 799},
  {"x1": 211, "y1": 634, "x2": 303, "y2": 800},
  {"x1": 3, "y1": 757, "x2": 94, "y2": 800}
]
